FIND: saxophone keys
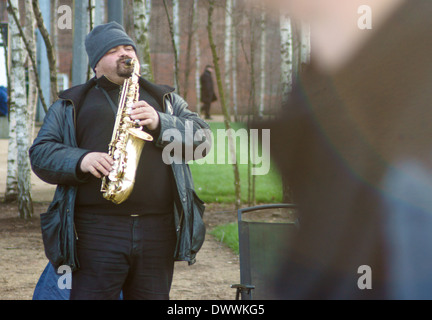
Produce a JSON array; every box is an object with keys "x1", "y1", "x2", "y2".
[{"x1": 113, "y1": 149, "x2": 121, "y2": 160}]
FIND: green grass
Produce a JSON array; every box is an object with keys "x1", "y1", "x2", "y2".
[
  {"x1": 210, "y1": 222, "x2": 239, "y2": 254},
  {"x1": 190, "y1": 122, "x2": 283, "y2": 204}
]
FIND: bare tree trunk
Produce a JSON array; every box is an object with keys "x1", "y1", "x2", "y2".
[
  {"x1": 246, "y1": 8, "x2": 257, "y2": 206},
  {"x1": 208, "y1": 0, "x2": 241, "y2": 210},
  {"x1": 25, "y1": 0, "x2": 38, "y2": 143},
  {"x1": 6, "y1": 0, "x2": 48, "y2": 113},
  {"x1": 194, "y1": 0, "x2": 201, "y2": 116},
  {"x1": 173, "y1": 0, "x2": 180, "y2": 91},
  {"x1": 50, "y1": 0, "x2": 59, "y2": 69},
  {"x1": 280, "y1": 14, "x2": 293, "y2": 103},
  {"x1": 231, "y1": 0, "x2": 238, "y2": 121},
  {"x1": 9, "y1": 0, "x2": 33, "y2": 218},
  {"x1": 258, "y1": 11, "x2": 266, "y2": 119},
  {"x1": 5, "y1": 116, "x2": 18, "y2": 202},
  {"x1": 224, "y1": 0, "x2": 232, "y2": 112},
  {"x1": 87, "y1": 0, "x2": 95, "y2": 81},
  {"x1": 145, "y1": 0, "x2": 152, "y2": 25},
  {"x1": 162, "y1": 0, "x2": 180, "y2": 93},
  {"x1": 182, "y1": 0, "x2": 195, "y2": 101},
  {"x1": 32, "y1": 0, "x2": 58, "y2": 103},
  {"x1": 134, "y1": 0, "x2": 154, "y2": 81},
  {"x1": 280, "y1": 14, "x2": 294, "y2": 203},
  {"x1": 300, "y1": 21, "x2": 311, "y2": 67},
  {"x1": 5, "y1": 96, "x2": 17, "y2": 202},
  {"x1": 5, "y1": 0, "x2": 19, "y2": 202}
]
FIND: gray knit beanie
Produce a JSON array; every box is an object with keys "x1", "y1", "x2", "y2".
[{"x1": 85, "y1": 21, "x2": 137, "y2": 70}]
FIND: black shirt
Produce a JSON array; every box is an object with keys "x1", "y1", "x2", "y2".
[{"x1": 75, "y1": 76, "x2": 174, "y2": 215}]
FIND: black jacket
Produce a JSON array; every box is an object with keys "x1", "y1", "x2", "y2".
[{"x1": 29, "y1": 77, "x2": 211, "y2": 271}]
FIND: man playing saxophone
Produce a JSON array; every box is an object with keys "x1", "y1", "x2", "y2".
[{"x1": 29, "y1": 21, "x2": 211, "y2": 300}]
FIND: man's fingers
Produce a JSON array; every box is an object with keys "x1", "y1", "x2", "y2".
[
  {"x1": 131, "y1": 108, "x2": 152, "y2": 118},
  {"x1": 90, "y1": 167, "x2": 102, "y2": 179},
  {"x1": 81, "y1": 152, "x2": 114, "y2": 178},
  {"x1": 99, "y1": 155, "x2": 114, "y2": 169},
  {"x1": 101, "y1": 153, "x2": 114, "y2": 165},
  {"x1": 139, "y1": 119, "x2": 153, "y2": 126},
  {"x1": 132, "y1": 101, "x2": 151, "y2": 110},
  {"x1": 94, "y1": 161, "x2": 111, "y2": 176}
]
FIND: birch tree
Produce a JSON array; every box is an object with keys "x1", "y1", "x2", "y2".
[
  {"x1": 194, "y1": 0, "x2": 201, "y2": 115},
  {"x1": 25, "y1": 0, "x2": 38, "y2": 142},
  {"x1": 88, "y1": 0, "x2": 95, "y2": 80},
  {"x1": 7, "y1": 0, "x2": 48, "y2": 113},
  {"x1": 163, "y1": 0, "x2": 180, "y2": 93},
  {"x1": 50, "y1": 0, "x2": 59, "y2": 70},
  {"x1": 300, "y1": 21, "x2": 311, "y2": 66},
  {"x1": 5, "y1": 0, "x2": 18, "y2": 202},
  {"x1": 134, "y1": 0, "x2": 154, "y2": 81},
  {"x1": 224, "y1": 0, "x2": 232, "y2": 111},
  {"x1": 8, "y1": 0, "x2": 33, "y2": 218},
  {"x1": 231, "y1": 0, "x2": 238, "y2": 121},
  {"x1": 182, "y1": 0, "x2": 196, "y2": 101},
  {"x1": 258, "y1": 11, "x2": 266, "y2": 119},
  {"x1": 280, "y1": 14, "x2": 295, "y2": 202},
  {"x1": 208, "y1": 0, "x2": 241, "y2": 210},
  {"x1": 246, "y1": 7, "x2": 258, "y2": 206},
  {"x1": 173, "y1": 0, "x2": 180, "y2": 92},
  {"x1": 230, "y1": 0, "x2": 238, "y2": 122},
  {"x1": 5, "y1": 52, "x2": 18, "y2": 202},
  {"x1": 280, "y1": 14, "x2": 293, "y2": 103},
  {"x1": 32, "y1": 0, "x2": 58, "y2": 103}
]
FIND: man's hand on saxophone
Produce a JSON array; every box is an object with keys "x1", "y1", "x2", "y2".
[
  {"x1": 130, "y1": 100, "x2": 160, "y2": 131},
  {"x1": 80, "y1": 152, "x2": 114, "y2": 179}
]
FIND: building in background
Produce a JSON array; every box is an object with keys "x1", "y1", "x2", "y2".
[{"x1": 1, "y1": 0, "x2": 287, "y2": 121}]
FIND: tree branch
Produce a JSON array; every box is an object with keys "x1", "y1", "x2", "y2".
[
  {"x1": 6, "y1": 0, "x2": 48, "y2": 113},
  {"x1": 32, "y1": 0, "x2": 58, "y2": 103},
  {"x1": 207, "y1": 0, "x2": 241, "y2": 210}
]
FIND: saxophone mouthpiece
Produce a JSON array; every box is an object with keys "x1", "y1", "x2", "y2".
[{"x1": 125, "y1": 59, "x2": 133, "y2": 67}]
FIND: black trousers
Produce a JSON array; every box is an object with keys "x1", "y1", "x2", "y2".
[{"x1": 70, "y1": 212, "x2": 176, "y2": 300}]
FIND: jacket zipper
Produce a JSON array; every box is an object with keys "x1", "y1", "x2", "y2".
[
  {"x1": 68, "y1": 101, "x2": 79, "y2": 242},
  {"x1": 177, "y1": 208, "x2": 184, "y2": 233}
]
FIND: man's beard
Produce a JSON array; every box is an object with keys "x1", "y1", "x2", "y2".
[{"x1": 116, "y1": 58, "x2": 133, "y2": 78}]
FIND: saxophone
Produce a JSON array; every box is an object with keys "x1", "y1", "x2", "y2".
[{"x1": 101, "y1": 58, "x2": 153, "y2": 204}]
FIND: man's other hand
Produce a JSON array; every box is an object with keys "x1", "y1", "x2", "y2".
[{"x1": 80, "y1": 152, "x2": 114, "y2": 178}]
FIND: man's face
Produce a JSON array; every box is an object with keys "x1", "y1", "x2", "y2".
[{"x1": 94, "y1": 45, "x2": 138, "y2": 84}]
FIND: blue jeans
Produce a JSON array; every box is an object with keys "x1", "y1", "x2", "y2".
[
  {"x1": 70, "y1": 212, "x2": 176, "y2": 300},
  {"x1": 33, "y1": 263, "x2": 71, "y2": 300}
]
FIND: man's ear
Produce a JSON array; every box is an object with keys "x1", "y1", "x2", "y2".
[{"x1": 94, "y1": 64, "x2": 99, "y2": 77}]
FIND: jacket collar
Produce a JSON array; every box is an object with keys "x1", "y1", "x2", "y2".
[
  {"x1": 59, "y1": 76, "x2": 175, "y2": 112},
  {"x1": 58, "y1": 77, "x2": 97, "y2": 108},
  {"x1": 138, "y1": 77, "x2": 175, "y2": 112}
]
